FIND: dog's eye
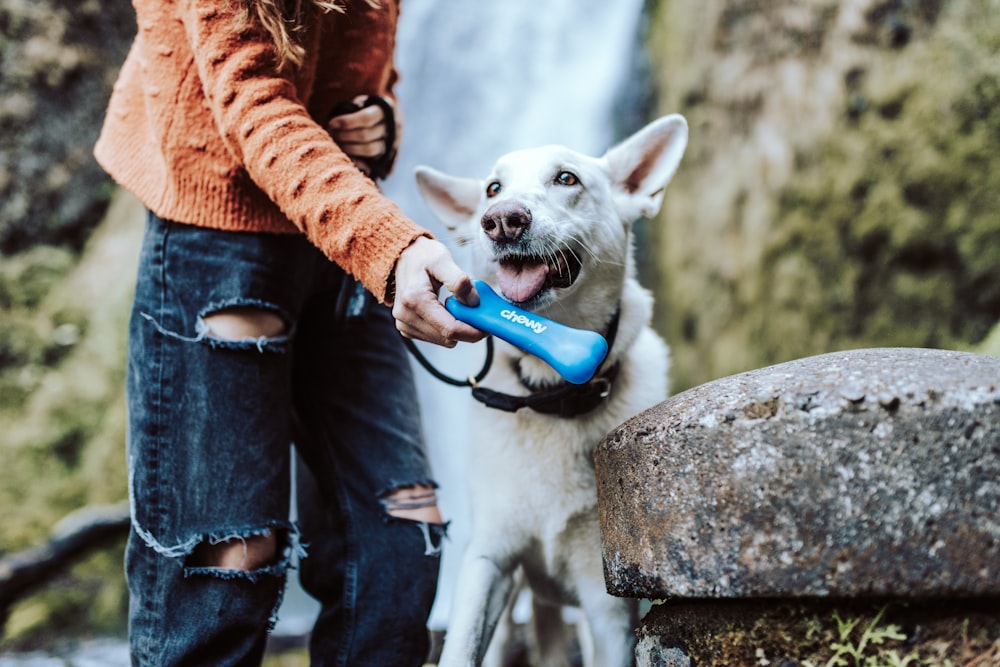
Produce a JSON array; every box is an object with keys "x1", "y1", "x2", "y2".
[
  {"x1": 555, "y1": 171, "x2": 579, "y2": 187},
  {"x1": 486, "y1": 181, "x2": 502, "y2": 198}
]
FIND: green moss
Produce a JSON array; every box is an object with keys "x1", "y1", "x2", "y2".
[
  {"x1": 0, "y1": 316, "x2": 42, "y2": 375},
  {"x1": 0, "y1": 191, "x2": 139, "y2": 646},
  {"x1": 641, "y1": 600, "x2": 1000, "y2": 667},
  {"x1": 762, "y1": 37, "x2": 1000, "y2": 366},
  {"x1": 975, "y1": 321, "x2": 1000, "y2": 358},
  {"x1": 646, "y1": 0, "x2": 1000, "y2": 389},
  {"x1": 262, "y1": 650, "x2": 311, "y2": 667},
  {"x1": 0, "y1": 245, "x2": 75, "y2": 311}
]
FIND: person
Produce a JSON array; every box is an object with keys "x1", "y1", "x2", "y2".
[{"x1": 94, "y1": 0, "x2": 484, "y2": 664}]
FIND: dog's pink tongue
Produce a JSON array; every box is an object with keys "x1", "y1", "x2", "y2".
[{"x1": 497, "y1": 261, "x2": 548, "y2": 303}]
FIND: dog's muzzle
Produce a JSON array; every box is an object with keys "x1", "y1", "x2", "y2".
[
  {"x1": 482, "y1": 200, "x2": 531, "y2": 244},
  {"x1": 482, "y1": 201, "x2": 582, "y2": 304}
]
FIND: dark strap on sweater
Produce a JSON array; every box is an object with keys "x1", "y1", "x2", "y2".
[{"x1": 327, "y1": 95, "x2": 397, "y2": 181}]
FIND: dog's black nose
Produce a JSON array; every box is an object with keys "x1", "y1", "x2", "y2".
[{"x1": 481, "y1": 201, "x2": 531, "y2": 243}]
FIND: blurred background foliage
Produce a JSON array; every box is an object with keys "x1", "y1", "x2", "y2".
[
  {"x1": 1, "y1": 0, "x2": 998, "y2": 654},
  {"x1": 646, "y1": 0, "x2": 1000, "y2": 388}
]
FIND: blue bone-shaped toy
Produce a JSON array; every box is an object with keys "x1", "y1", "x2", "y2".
[{"x1": 445, "y1": 280, "x2": 609, "y2": 385}]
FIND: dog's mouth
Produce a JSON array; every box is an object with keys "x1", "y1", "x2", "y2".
[{"x1": 495, "y1": 248, "x2": 582, "y2": 305}]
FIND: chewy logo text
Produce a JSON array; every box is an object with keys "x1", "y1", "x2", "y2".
[{"x1": 500, "y1": 309, "x2": 547, "y2": 334}]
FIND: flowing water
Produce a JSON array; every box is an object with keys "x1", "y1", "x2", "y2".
[{"x1": 0, "y1": 1, "x2": 646, "y2": 662}]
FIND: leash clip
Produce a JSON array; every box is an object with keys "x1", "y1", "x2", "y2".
[{"x1": 595, "y1": 376, "x2": 612, "y2": 399}]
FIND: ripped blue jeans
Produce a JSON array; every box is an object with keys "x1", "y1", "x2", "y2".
[{"x1": 126, "y1": 212, "x2": 443, "y2": 666}]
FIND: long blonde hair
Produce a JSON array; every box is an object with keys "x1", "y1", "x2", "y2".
[{"x1": 245, "y1": 0, "x2": 380, "y2": 71}]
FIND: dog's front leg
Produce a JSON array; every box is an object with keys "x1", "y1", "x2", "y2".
[
  {"x1": 579, "y1": 593, "x2": 638, "y2": 667},
  {"x1": 438, "y1": 554, "x2": 516, "y2": 667}
]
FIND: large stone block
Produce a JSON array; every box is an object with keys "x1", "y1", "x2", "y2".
[{"x1": 596, "y1": 348, "x2": 1000, "y2": 600}]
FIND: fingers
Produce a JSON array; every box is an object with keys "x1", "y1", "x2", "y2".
[
  {"x1": 393, "y1": 237, "x2": 486, "y2": 348},
  {"x1": 446, "y1": 271, "x2": 480, "y2": 308},
  {"x1": 326, "y1": 101, "x2": 388, "y2": 160},
  {"x1": 426, "y1": 255, "x2": 480, "y2": 309},
  {"x1": 326, "y1": 96, "x2": 385, "y2": 131},
  {"x1": 392, "y1": 279, "x2": 485, "y2": 347}
]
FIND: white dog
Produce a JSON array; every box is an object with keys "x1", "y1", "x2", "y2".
[{"x1": 415, "y1": 114, "x2": 688, "y2": 667}]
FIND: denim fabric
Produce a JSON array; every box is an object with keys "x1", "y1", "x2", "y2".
[{"x1": 126, "y1": 211, "x2": 442, "y2": 666}]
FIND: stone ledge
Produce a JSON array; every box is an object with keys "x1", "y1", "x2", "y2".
[{"x1": 595, "y1": 348, "x2": 1000, "y2": 599}]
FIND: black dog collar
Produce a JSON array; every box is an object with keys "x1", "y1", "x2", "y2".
[
  {"x1": 469, "y1": 306, "x2": 622, "y2": 417},
  {"x1": 471, "y1": 360, "x2": 621, "y2": 417}
]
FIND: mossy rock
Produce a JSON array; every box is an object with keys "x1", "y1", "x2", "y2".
[
  {"x1": 976, "y1": 320, "x2": 1000, "y2": 358},
  {"x1": 0, "y1": 0, "x2": 134, "y2": 253},
  {"x1": 646, "y1": 0, "x2": 1000, "y2": 391},
  {"x1": 638, "y1": 599, "x2": 1000, "y2": 667}
]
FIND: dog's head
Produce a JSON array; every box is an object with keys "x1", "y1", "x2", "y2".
[{"x1": 415, "y1": 115, "x2": 687, "y2": 325}]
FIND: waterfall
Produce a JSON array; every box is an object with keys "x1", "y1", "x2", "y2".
[
  {"x1": 384, "y1": 0, "x2": 648, "y2": 206},
  {"x1": 380, "y1": 0, "x2": 648, "y2": 631}
]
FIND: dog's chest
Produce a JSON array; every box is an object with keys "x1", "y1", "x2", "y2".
[
  {"x1": 470, "y1": 410, "x2": 596, "y2": 480},
  {"x1": 466, "y1": 404, "x2": 613, "y2": 527}
]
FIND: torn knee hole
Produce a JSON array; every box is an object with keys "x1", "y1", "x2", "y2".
[
  {"x1": 202, "y1": 306, "x2": 287, "y2": 341},
  {"x1": 381, "y1": 484, "x2": 443, "y2": 524},
  {"x1": 186, "y1": 530, "x2": 279, "y2": 572},
  {"x1": 381, "y1": 487, "x2": 448, "y2": 556}
]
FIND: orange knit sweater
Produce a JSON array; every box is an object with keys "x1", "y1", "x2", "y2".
[{"x1": 94, "y1": 0, "x2": 429, "y2": 304}]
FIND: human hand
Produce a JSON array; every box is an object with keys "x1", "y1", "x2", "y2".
[
  {"x1": 326, "y1": 95, "x2": 398, "y2": 178},
  {"x1": 392, "y1": 237, "x2": 485, "y2": 347}
]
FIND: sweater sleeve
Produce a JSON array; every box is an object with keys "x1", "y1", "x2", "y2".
[{"x1": 175, "y1": 0, "x2": 428, "y2": 303}]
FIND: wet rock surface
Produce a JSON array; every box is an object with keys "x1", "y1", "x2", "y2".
[{"x1": 596, "y1": 347, "x2": 1000, "y2": 600}]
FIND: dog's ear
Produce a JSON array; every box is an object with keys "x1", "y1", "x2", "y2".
[
  {"x1": 414, "y1": 166, "x2": 483, "y2": 233},
  {"x1": 604, "y1": 114, "x2": 688, "y2": 219}
]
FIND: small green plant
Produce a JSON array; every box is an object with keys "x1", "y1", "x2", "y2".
[{"x1": 802, "y1": 606, "x2": 922, "y2": 667}]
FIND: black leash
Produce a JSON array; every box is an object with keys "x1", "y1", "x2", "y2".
[
  {"x1": 403, "y1": 306, "x2": 622, "y2": 417},
  {"x1": 403, "y1": 336, "x2": 494, "y2": 388}
]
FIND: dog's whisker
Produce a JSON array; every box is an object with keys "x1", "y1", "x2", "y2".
[
  {"x1": 563, "y1": 235, "x2": 598, "y2": 262},
  {"x1": 559, "y1": 232, "x2": 604, "y2": 266},
  {"x1": 566, "y1": 246, "x2": 592, "y2": 269}
]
